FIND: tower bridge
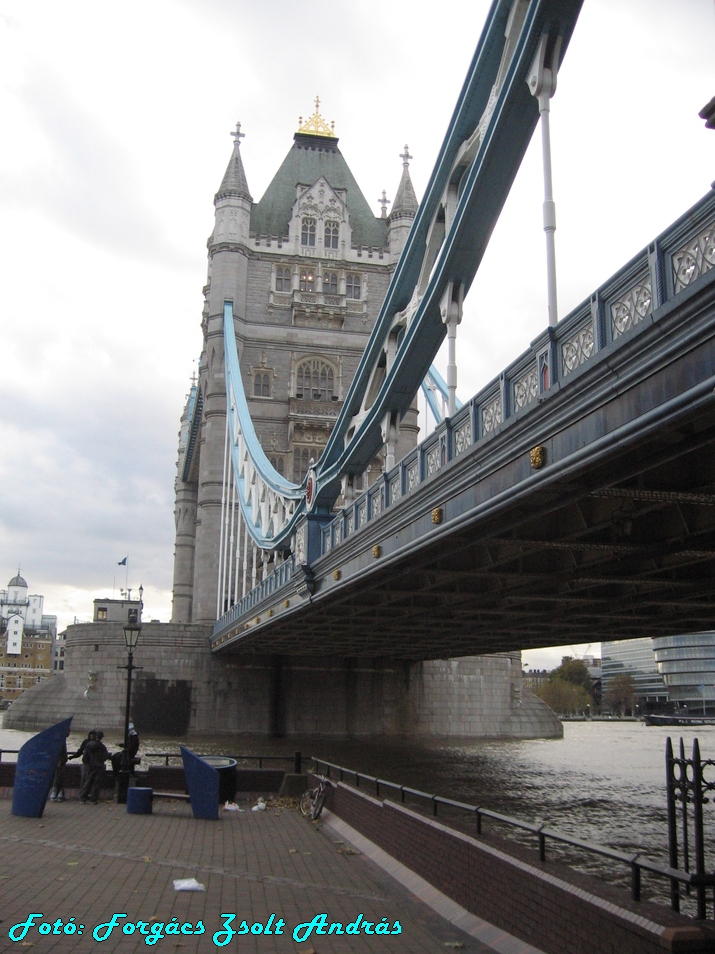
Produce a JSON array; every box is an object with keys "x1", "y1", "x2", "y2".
[
  {"x1": 210, "y1": 189, "x2": 715, "y2": 658},
  {"x1": 7, "y1": 0, "x2": 714, "y2": 739},
  {"x1": 172, "y1": 0, "x2": 715, "y2": 661}
]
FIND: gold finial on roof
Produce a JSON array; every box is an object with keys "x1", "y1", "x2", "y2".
[{"x1": 297, "y1": 96, "x2": 336, "y2": 138}]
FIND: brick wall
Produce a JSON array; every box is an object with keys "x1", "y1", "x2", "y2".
[{"x1": 326, "y1": 781, "x2": 715, "y2": 954}]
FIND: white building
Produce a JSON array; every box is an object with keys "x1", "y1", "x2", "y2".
[{"x1": 0, "y1": 572, "x2": 56, "y2": 703}]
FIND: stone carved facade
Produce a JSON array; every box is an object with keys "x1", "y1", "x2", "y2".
[{"x1": 171, "y1": 111, "x2": 419, "y2": 625}]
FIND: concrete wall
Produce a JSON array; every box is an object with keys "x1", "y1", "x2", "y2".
[{"x1": 5, "y1": 622, "x2": 562, "y2": 739}]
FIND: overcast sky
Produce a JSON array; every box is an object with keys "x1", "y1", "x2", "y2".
[{"x1": 0, "y1": 0, "x2": 712, "y2": 670}]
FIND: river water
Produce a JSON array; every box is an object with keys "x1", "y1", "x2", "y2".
[{"x1": 2, "y1": 718, "x2": 713, "y2": 913}]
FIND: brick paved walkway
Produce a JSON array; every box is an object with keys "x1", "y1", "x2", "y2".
[{"x1": 0, "y1": 795, "x2": 543, "y2": 954}]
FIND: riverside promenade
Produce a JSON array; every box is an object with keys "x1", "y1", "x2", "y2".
[{"x1": 0, "y1": 795, "x2": 544, "y2": 954}]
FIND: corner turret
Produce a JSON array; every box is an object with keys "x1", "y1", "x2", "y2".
[
  {"x1": 388, "y1": 145, "x2": 418, "y2": 261},
  {"x1": 212, "y1": 122, "x2": 253, "y2": 253}
]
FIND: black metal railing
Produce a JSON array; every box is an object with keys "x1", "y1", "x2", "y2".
[
  {"x1": 666, "y1": 737, "x2": 715, "y2": 919},
  {"x1": 311, "y1": 755, "x2": 715, "y2": 918},
  {"x1": 0, "y1": 749, "x2": 303, "y2": 774}
]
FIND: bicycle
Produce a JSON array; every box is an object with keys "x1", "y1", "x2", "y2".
[{"x1": 300, "y1": 775, "x2": 328, "y2": 819}]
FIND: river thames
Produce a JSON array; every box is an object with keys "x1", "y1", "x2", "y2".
[{"x1": 2, "y1": 717, "x2": 713, "y2": 911}]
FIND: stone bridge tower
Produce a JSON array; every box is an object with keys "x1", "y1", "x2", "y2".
[{"x1": 171, "y1": 103, "x2": 419, "y2": 624}]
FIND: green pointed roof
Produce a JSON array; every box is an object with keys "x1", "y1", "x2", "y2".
[
  {"x1": 250, "y1": 133, "x2": 387, "y2": 248},
  {"x1": 216, "y1": 123, "x2": 252, "y2": 203},
  {"x1": 391, "y1": 145, "x2": 418, "y2": 218}
]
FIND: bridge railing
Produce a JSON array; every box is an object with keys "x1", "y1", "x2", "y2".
[
  {"x1": 320, "y1": 190, "x2": 715, "y2": 557},
  {"x1": 212, "y1": 555, "x2": 296, "y2": 636},
  {"x1": 311, "y1": 757, "x2": 715, "y2": 917}
]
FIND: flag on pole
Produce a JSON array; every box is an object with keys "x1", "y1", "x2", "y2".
[{"x1": 118, "y1": 557, "x2": 127, "y2": 566}]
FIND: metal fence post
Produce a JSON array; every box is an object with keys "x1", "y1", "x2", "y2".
[
  {"x1": 665, "y1": 737, "x2": 681, "y2": 911},
  {"x1": 692, "y1": 738, "x2": 707, "y2": 920}
]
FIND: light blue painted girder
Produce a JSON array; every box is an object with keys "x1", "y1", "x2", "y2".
[
  {"x1": 313, "y1": 0, "x2": 583, "y2": 509},
  {"x1": 223, "y1": 0, "x2": 584, "y2": 546}
]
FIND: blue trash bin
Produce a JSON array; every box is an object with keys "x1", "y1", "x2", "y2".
[{"x1": 127, "y1": 787, "x2": 153, "y2": 814}]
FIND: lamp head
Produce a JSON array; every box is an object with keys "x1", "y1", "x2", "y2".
[{"x1": 123, "y1": 622, "x2": 142, "y2": 650}]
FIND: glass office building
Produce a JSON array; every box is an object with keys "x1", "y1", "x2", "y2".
[
  {"x1": 601, "y1": 638, "x2": 668, "y2": 709},
  {"x1": 652, "y1": 632, "x2": 715, "y2": 714}
]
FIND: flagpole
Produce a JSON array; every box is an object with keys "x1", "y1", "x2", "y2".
[{"x1": 125, "y1": 558, "x2": 129, "y2": 594}]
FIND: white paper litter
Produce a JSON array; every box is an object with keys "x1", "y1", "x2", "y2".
[
  {"x1": 223, "y1": 801, "x2": 243, "y2": 812},
  {"x1": 251, "y1": 797, "x2": 266, "y2": 812},
  {"x1": 173, "y1": 878, "x2": 205, "y2": 892}
]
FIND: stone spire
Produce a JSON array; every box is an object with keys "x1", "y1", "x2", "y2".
[
  {"x1": 390, "y1": 145, "x2": 418, "y2": 217},
  {"x1": 215, "y1": 122, "x2": 253, "y2": 203},
  {"x1": 388, "y1": 145, "x2": 418, "y2": 261}
]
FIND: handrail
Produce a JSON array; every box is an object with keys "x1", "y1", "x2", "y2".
[
  {"x1": 0, "y1": 748, "x2": 302, "y2": 773},
  {"x1": 311, "y1": 757, "x2": 714, "y2": 913}
]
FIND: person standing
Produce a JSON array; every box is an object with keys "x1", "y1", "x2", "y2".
[
  {"x1": 68, "y1": 729, "x2": 97, "y2": 795},
  {"x1": 49, "y1": 740, "x2": 69, "y2": 801},
  {"x1": 79, "y1": 731, "x2": 110, "y2": 804},
  {"x1": 111, "y1": 722, "x2": 140, "y2": 776}
]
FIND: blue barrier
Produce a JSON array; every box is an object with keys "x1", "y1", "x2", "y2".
[
  {"x1": 12, "y1": 718, "x2": 73, "y2": 818},
  {"x1": 180, "y1": 745, "x2": 219, "y2": 820}
]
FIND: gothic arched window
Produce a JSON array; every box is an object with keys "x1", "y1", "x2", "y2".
[
  {"x1": 322, "y1": 271, "x2": 337, "y2": 294},
  {"x1": 270, "y1": 456, "x2": 284, "y2": 475},
  {"x1": 324, "y1": 220, "x2": 339, "y2": 249},
  {"x1": 293, "y1": 447, "x2": 320, "y2": 482},
  {"x1": 346, "y1": 273, "x2": 361, "y2": 299},
  {"x1": 253, "y1": 372, "x2": 270, "y2": 397},
  {"x1": 296, "y1": 358, "x2": 335, "y2": 401},
  {"x1": 276, "y1": 266, "x2": 291, "y2": 292},
  {"x1": 299, "y1": 270, "x2": 315, "y2": 292},
  {"x1": 301, "y1": 218, "x2": 316, "y2": 247}
]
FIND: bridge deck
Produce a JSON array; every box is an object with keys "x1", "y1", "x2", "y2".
[{"x1": 213, "y1": 193, "x2": 715, "y2": 659}]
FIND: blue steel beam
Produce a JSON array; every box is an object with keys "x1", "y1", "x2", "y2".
[
  {"x1": 312, "y1": 0, "x2": 584, "y2": 509},
  {"x1": 220, "y1": 0, "x2": 584, "y2": 547}
]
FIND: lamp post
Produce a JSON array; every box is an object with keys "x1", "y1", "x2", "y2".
[{"x1": 116, "y1": 620, "x2": 142, "y2": 803}]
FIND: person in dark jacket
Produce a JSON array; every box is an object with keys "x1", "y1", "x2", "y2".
[
  {"x1": 79, "y1": 732, "x2": 110, "y2": 804},
  {"x1": 68, "y1": 729, "x2": 96, "y2": 793},
  {"x1": 50, "y1": 741, "x2": 69, "y2": 801},
  {"x1": 111, "y1": 722, "x2": 140, "y2": 776}
]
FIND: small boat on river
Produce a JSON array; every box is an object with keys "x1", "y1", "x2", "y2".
[{"x1": 643, "y1": 713, "x2": 715, "y2": 727}]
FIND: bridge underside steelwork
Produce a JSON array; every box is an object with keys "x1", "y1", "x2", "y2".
[{"x1": 213, "y1": 264, "x2": 715, "y2": 659}]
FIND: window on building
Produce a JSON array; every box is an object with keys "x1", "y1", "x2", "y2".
[
  {"x1": 299, "y1": 270, "x2": 315, "y2": 292},
  {"x1": 322, "y1": 271, "x2": 338, "y2": 294},
  {"x1": 324, "y1": 221, "x2": 339, "y2": 249},
  {"x1": 296, "y1": 359, "x2": 334, "y2": 401},
  {"x1": 275, "y1": 266, "x2": 291, "y2": 292},
  {"x1": 301, "y1": 218, "x2": 316, "y2": 247},
  {"x1": 346, "y1": 273, "x2": 361, "y2": 300},
  {"x1": 270, "y1": 456, "x2": 284, "y2": 475},
  {"x1": 293, "y1": 447, "x2": 321, "y2": 482},
  {"x1": 59, "y1": 660, "x2": 64, "y2": 671},
  {"x1": 97, "y1": 607, "x2": 107, "y2": 621},
  {"x1": 253, "y1": 372, "x2": 270, "y2": 398}
]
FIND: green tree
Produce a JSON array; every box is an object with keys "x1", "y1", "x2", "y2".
[
  {"x1": 604, "y1": 674, "x2": 636, "y2": 716},
  {"x1": 550, "y1": 657, "x2": 593, "y2": 697},
  {"x1": 537, "y1": 678, "x2": 592, "y2": 716}
]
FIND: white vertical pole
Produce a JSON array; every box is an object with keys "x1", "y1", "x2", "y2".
[
  {"x1": 242, "y1": 523, "x2": 249, "y2": 597},
  {"x1": 446, "y1": 318, "x2": 458, "y2": 417},
  {"x1": 216, "y1": 415, "x2": 230, "y2": 618},
  {"x1": 234, "y1": 501, "x2": 242, "y2": 606},
  {"x1": 539, "y1": 93, "x2": 558, "y2": 327},
  {"x1": 528, "y1": 35, "x2": 561, "y2": 328},
  {"x1": 226, "y1": 478, "x2": 236, "y2": 607}
]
